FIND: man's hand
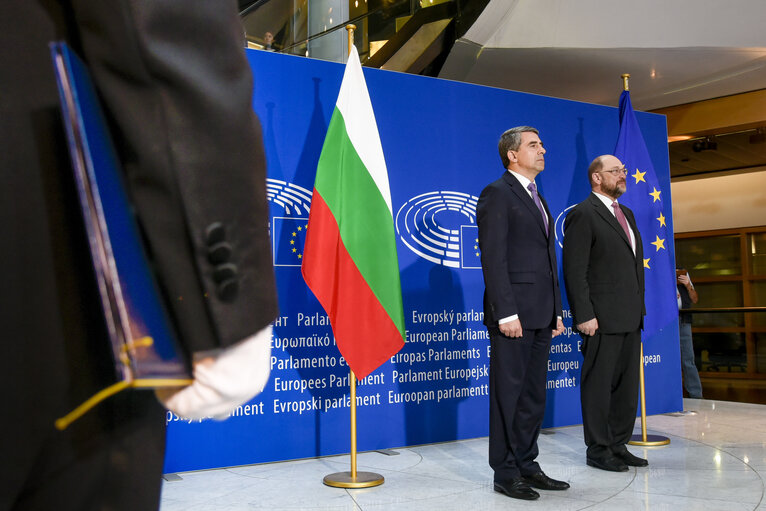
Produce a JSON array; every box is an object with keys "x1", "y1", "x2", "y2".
[
  {"x1": 678, "y1": 272, "x2": 698, "y2": 303},
  {"x1": 156, "y1": 324, "x2": 272, "y2": 420},
  {"x1": 552, "y1": 317, "x2": 565, "y2": 337},
  {"x1": 499, "y1": 318, "x2": 523, "y2": 338},
  {"x1": 577, "y1": 318, "x2": 599, "y2": 336}
]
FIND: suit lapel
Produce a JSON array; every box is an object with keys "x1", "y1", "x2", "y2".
[
  {"x1": 503, "y1": 172, "x2": 548, "y2": 236},
  {"x1": 539, "y1": 193, "x2": 553, "y2": 238},
  {"x1": 622, "y1": 206, "x2": 642, "y2": 256},
  {"x1": 589, "y1": 194, "x2": 633, "y2": 252}
]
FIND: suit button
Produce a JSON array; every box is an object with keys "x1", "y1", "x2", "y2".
[
  {"x1": 216, "y1": 278, "x2": 238, "y2": 301},
  {"x1": 205, "y1": 222, "x2": 226, "y2": 245},
  {"x1": 213, "y1": 263, "x2": 237, "y2": 283},
  {"x1": 208, "y1": 242, "x2": 232, "y2": 264}
]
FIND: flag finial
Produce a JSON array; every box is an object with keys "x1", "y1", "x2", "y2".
[
  {"x1": 346, "y1": 25, "x2": 356, "y2": 57},
  {"x1": 621, "y1": 73, "x2": 630, "y2": 92}
]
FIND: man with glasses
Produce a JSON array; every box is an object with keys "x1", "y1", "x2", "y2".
[{"x1": 563, "y1": 154, "x2": 647, "y2": 472}]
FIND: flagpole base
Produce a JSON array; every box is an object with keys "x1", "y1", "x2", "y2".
[
  {"x1": 323, "y1": 471, "x2": 384, "y2": 488},
  {"x1": 629, "y1": 434, "x2": 670, "y2": 446}
]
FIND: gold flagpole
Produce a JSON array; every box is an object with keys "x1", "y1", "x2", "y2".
[
  {"x1": 621, "y1": 72, "x2": 670, "y2": 447},
  {"x1": 323, "y1": 26, "x2": 385, "y2": 488},
  {"x1": 323, "y1": 369, "x2": 384, "y2": 488}
]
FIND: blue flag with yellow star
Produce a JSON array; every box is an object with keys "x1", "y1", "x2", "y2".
[
  {"x1": 460, "y1": 225, "x2": 481, "y2": 269},
  {"x1": 615, "y1": 90, "x2": 676, "y2": 338},
  {"x1": 273, "y1": 216, "x2": 309, "y2": 266}
]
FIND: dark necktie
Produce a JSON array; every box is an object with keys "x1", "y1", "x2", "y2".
[
  {"x1": 611, "y1": 201, "x2": 634, "y2": 250},
  {"x1": 527, "y1": 182, "x2": 549, "y2": 234}
]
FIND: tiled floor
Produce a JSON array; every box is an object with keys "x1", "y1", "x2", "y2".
[{"x1": 160, "y1": 399, "x2": 766, "y2": 510}]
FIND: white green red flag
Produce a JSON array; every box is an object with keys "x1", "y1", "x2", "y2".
[{"x1": 301, "y1": 46, "x2": 405, "y2": 380}]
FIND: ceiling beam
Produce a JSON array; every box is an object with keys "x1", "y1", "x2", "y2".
[{"x1": 651, "y1": 89, "x2": 766, "y2": 137}]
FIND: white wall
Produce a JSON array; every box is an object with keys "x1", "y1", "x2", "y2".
[{"x1": 671, "y1": 169, "x2": 766, "y2": 233}]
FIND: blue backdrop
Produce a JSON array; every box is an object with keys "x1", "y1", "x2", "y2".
[{"x1": 163, "y1": 50, "x2": 682, "y2": 473}]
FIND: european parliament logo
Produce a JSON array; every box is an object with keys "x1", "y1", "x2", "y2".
[
  {"x1": 266, "y1": 179, "x2": 312, "y2": 267},
  {"x1": 395, "y1": 191, "x2": 481, "y2": 269},
  {"x1": 553, "y1": 205, "x2": 576, "y2": 249}
]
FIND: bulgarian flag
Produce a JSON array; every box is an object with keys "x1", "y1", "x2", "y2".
[{"x1": 301, "y1": 46, "x2": 405, "y2": 380}]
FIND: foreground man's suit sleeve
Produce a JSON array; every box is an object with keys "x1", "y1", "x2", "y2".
[
  {"x1": 71, "y1": 1, "x2": 278, "y2": 352},
  {"x1": 2, "y1": 1, "x2": 276, "y2": 509}
]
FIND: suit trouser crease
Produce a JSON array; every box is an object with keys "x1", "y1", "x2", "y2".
[
  {"x1": 489, "y1": 327, "x2": 551, "y2": 480},
  {"x1": 580, "y1": 330, "x2": 641, "y2": 459}
]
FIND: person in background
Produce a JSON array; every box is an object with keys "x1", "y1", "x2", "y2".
[
  {"x1": 677, "y1": 268, "x2": 703, "y2": 398},
  {"x1": 264, "y1": 31, "x2": 275, "y2": 51}
]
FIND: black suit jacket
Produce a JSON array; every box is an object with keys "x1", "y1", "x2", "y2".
[
  {"x1": 2, "y1": 1, "x2": 277, "y2": 505},
  {"x1": 562, "y1": 193, "x2": 645, "y2": 334},
  {"x1": 477, "y1": 172, "x2": 562, "y2": 330}
]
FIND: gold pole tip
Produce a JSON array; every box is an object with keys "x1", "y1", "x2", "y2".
[
  {"x1": 621, "y1": 74, "x2": 630, "y2": 91},
  {"x1": 346, "y1": 24, "x2": 357, "y2": 31}
]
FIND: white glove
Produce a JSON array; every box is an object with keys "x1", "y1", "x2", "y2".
[{"x1": 156, "y1": 324, "x2": 272, "y2": 420}]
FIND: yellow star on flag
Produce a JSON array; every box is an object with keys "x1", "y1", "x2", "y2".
[
  {"x1": 656, "y1": 212, "x2": 666, "y2": 227},
  {"x1": 475, "y1": 252, "x2": 480, "y2": 257},
  {"x1": 292, "y1": 248, "x2": 296, "y2": 253},
  {"x1": 632, "y1": 168, "x2": 646, "y2": 184},
  {"x1": 297, "y1": 226, "x2": 302, "y2": 231},
  {"x1": 649, "y1": 187, "x2": 661, "y2": 202},
  {"x1": 643, "y1": 258, "x2": 651, "y2": 269},
  {"x1": 297, "y1": 254, "x2": 302, "y2": 259},
  {"x1": 292, "y1": 231, "x2": 297, "y2": 237},
  {"x1": 650, "y1": 235, "x2": 665, "y2": 251},
  {"x1": 290, "y1": 239, "x2": 295, "y2": 245}
]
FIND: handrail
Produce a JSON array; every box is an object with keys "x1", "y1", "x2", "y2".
[
  {"x1": 273, "y1": 0, "x2": 410, "y2": 54},
  {"x1": 239, "y1": 0, "x2": 272, "y2": 17},
  {"x1": 681, "y1": 307, "x2": 766, "y2": 313},
  {"x1": 365, "y1": 0, "x2": 455, "y2": 68}
]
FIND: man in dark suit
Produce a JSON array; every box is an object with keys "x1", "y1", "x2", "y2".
[
  {"x1": 2, "y1": 1, "x2": 277, "y2": 509},
  {"x1": 562, "y1": 154, "x2": 647, "y2": 472},
  {"x1": 477, "y1": 126, "x2": 568, "y2": 501}
]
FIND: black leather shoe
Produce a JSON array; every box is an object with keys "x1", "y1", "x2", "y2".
[
  {"x1": 522, "y1": 471, "x2": 570, "y2": 490},
  {"x1": 586, "y1": 455, "x2": 629, "y2": 472},
  {"x1": 614, "y1": 449, "x2": 648, "y2": 467},
  {"x1": 494, "y1": 478, "x2": 540, "y2": 500}
]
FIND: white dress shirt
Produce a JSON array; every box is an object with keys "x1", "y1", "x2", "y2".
[{"x1": 592, "y1": 192, "x2": 636, "y2": 255}]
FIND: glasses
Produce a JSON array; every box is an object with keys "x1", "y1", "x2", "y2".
[{"x1": 598, "y1": 167, "x2": 628, "y2": 176}]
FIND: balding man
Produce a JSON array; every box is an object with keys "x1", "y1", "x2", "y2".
[{"x1": 562, "y1": 155, "x2": 647, "y2": 472}]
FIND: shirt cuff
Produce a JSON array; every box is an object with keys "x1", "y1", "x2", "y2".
[{"x1": 498, "y1": 314, "x2": 518, "y2": 324}]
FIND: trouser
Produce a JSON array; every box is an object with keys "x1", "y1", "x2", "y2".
[
  {"x1": 488, "y1": 326, "x2": 552, "y2": 481},
  {"x1": 580, "y1": 330, "x2": 641, "y2": 459}
]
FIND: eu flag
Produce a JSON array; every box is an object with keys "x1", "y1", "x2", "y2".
[
  {"x1": 273, "y1": 216, "x2": 309, "y2": 267},
  {"x1": 614, "y1": 90, "x2": 676, "y2": 339},
  {"x1": 460, "y1": 225, "x2": 481, "y2": 269}
]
